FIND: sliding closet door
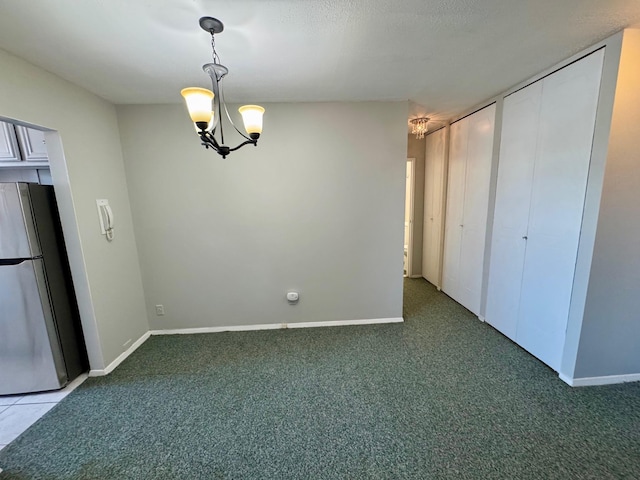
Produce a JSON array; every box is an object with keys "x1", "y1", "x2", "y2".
[
  {"x1": 442, "y1": 119, "x2": 468, "y2": 298},
  {"x1": 457, "y1": 104, "x2": 496, "y2": 312},
  {"x1": 443, "y1": 105, "x2": 496, "y2": 315},
  {"x1": 422, "y1": 128, "x2": 446, "y2": 287},
  {"x1": 516, "y1": 50, "x2": 604, "y2": 370},
  {"x1": 485, "y1": 83, "x2": 542, "y2": 340}
]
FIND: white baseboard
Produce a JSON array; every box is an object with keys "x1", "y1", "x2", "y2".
[
  {"x1": 559, "y1": 372, "x2": 640, "y2": 387},
  {"x1": 89, "y1": 331, "x2": 151, "y2": 377},
  {"x1": 409, "y1": 275, "x2": 422, "y2": 279},
  {"x1": 150, "y1": 317, "x2": 404, "y2": 336},
  {"x1": 477, "y1": 315, "x2": 485, "y2": 322}
]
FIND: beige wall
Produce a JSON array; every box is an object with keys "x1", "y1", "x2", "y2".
[
  {"x1": 117, "y1": 101, "x2": 408, "y2": 329},
  {"x1": 0, "y1": 48, "x2": 149, "y2": 369}
]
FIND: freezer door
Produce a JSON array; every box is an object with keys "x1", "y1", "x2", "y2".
[
  {"x1": 0, "y1": 183, "x2": 41, "y2": 259},
  {"x1": 0, "y1": 258, "x2": 66, "y2": 395}
]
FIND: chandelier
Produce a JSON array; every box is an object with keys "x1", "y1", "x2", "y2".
[
  {"x1": 410, "y1": 117, "x2": 429, "y2": 139},
  {"x1": 181, "y1": 17, "x2": 265, "y2": 159}
]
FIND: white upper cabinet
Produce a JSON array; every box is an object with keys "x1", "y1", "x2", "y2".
[
  {"x1": 422, "y1": 127, "x2": 446, "y2": 288},
  {"x1": 0, "y1": 121, "x2": 21, "y2": 163},
  {"x1": 485, "y1": 50, "x2": 605, "y2": 371},
  {"x1": 0, "y1": 123, "x2": 49, "y2": 167},
  {"x1": 442, "y1": 104, "x2": 496, "y2": 315},
  {"x1": 16, "y1": 126, "x2": 49, "y2": 163}
]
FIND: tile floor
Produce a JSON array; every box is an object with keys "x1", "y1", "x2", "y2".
[{"x1": 0, "y1": 374, "x2": 87, "y2": 451}]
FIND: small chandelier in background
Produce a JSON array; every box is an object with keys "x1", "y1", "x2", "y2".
[
  {"x1": 181, "y1": 17, "x2": 265, "y2": 159},
  {"x1": 410, "y1": 117, "x2": 430, "y2": 139}
]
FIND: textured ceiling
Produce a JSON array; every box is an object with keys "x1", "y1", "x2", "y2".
[{"x1": 0, "y1": 0, "x2": 639, "y2": 123}]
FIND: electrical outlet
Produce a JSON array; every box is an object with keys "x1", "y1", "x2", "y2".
[{"x1": 155, "y1": 304, "x2": 165, "y2": 316}]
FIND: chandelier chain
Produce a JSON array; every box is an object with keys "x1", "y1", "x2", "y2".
[{"x1": 210, "y1": 32, "x2": 220, "y2": 64}]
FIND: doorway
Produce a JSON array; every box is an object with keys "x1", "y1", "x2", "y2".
[{"x1": 404, "y1": 158, "x2": 415, "y2": 277}]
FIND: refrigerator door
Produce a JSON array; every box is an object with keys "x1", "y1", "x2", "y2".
[
  {"x1": 0, "y1": 258, "x2": 66, "y2": 394},
  {"x1": 0, "y1": 183, "x2": 41, "y2": 259}
]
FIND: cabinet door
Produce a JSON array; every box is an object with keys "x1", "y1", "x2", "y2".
[
  {"x1": 485, "y1": 83, "x2": 542, "y2": 340},
  {"x1": 442, "y1": 119, "x2": 468, "y2": 298},
  {"x1": 16, "y1": 126, "x2": 49, "y2": 162},
  {"x1": 423, "y1": 128, "x2": 446, "y2": 287},
  {"x1": 517, "y1": 50, "x2": 604, "y2": 371},
  {"x1": 458, "y1": 104, "x2": 496, "y2": 314},
  {"x1": 0, "y1": 121, "x2": 20, "y2": 162}
]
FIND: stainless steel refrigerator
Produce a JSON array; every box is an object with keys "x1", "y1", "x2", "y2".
[{"x1": 0, "y1": 183, "x2": 87, "y2": 395}]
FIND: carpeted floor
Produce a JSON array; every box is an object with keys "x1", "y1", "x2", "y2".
[{"x1": 1, "y1": 278, "x2": 639, "y2": 479}]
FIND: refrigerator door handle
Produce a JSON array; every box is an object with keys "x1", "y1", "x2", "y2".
[{"x1": 0, "y1": 257, "x2": 42, "y2": 266}]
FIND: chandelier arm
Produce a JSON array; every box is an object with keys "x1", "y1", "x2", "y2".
[
  {"x1": 208, "y1": 31, "x2": 222, "y2": 137},
  {"x1": 217, "y1": 78, "x2": 252, "y2": 141},
  {"x1": 227, "y1": 139, "x2": 258, "y2": 153},
  {"x1": 199, "y1": 130, "x2": 222, "y2": 150},
  {"x1": 209, "y1": 75, "x2": 222, "y2": 135}
]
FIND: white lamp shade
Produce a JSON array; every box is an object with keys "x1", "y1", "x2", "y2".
[
  {"x1": 238, "y1": 105, "x2": 265, "y2": 134},
  {"x1": 181, "y1": 87, "x2": 214, "y2": 124}
]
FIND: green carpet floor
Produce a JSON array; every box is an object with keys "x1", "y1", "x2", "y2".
[{"x1": 1, "y1": 278, "x2": 639, "y2": 479}]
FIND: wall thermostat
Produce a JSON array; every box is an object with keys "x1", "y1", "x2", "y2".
[{"x1": 286, "y1": 292, "x2": 299, "y2": 304}]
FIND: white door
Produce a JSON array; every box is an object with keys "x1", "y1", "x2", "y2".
[
  {"x1": 485, "y1": 82, "x2": 542, "y2": 340},
  {"x1": 457, "y1": 104, "x2": 496, "y2": 313},
  {"x1": 516, "y1": 50, "x2": 604, "y2": 370},
  {"x1": 404, "y1": 159, "x2": 415, "y2": 277},
  {"x1": 442, "y1": 119, "x2": 468, "y2": 296},
  {"x1": 443, "y1": 105, "x2": 496, "y2": 315},
  {"x1": 423, "y1": 128, "x2": 446, "y2": 287}
]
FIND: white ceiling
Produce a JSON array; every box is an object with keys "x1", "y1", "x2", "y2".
[{"x1": 1, "y1": 0, "x2": 640, "y2": 124}]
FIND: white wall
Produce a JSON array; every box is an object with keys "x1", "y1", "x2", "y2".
[
  {"x1": 573, "y1": 29, "x2": 640, "y2": 378},
  {"x1": 0, "y1": 48, "x2": 149, "y2": 369},
  {"x1": 117, "y1": 101, "x2": 408, "y2": 329}
]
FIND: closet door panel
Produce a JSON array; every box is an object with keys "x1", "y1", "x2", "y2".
[
  {"x1": 430, "y1": 129, "x2": 445, "y2": 287},
  {"x1": 423, "y1": 134, "x2": 435, "y2": 282},
  {"x1": 423, "y1": 128, "x2": 445, "y2": 286},
  {"x1": 485, "y1": 236, "x2": 527, "y2": 339},
  {"x1": 517, "y1": 236, "x2": 582, "y2": 369},
  {"x1": 442, "y1": 119, "x2": 468, "y2": 297},
  {"x1": 517, "y1": 50, "x2": 604, "y2": 370},
  {"x1": 485, "y1": 83, "x2": 542, "y2": 339},
  {"x1": 458, "y1": 104, "x2": 495, "y2": 313}
]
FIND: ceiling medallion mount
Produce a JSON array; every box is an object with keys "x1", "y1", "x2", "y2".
[
  {"x1": 181, "y1": 16, "x2": 265, "y2": 159},
  {"x1": 199, "y1": 17, "x2": 224, "y2": 34}
]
